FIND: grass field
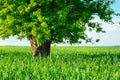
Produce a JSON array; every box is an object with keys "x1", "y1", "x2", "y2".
[{"x1": 0, "y1": 46, "x2": 120, "y2": 80}]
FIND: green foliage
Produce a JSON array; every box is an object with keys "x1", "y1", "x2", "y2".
[
  {"x1": 0, "y1": 46, "x2": 120, "y2": 79},
  {"x1": 0, "y1": 0, "x2": 115, "y2": 44}
]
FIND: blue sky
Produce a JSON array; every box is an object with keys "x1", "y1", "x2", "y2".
[{"x1": 0, "y1": 0, "x2": 120, "y2": 46}]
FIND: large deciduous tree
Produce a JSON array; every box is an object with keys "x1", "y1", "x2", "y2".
[{"x1": 0, "y1": 0, "x2": 116, "y2": 57}]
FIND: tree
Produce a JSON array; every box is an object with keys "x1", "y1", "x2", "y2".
[{"x1": 0, "y1": 0, "x2": 116, "y2": 57}]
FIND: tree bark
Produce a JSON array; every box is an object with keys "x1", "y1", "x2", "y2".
[{"x1": 29, "y1": 35, "x2": 51, "y2": 57}]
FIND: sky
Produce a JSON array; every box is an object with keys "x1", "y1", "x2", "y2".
[{"x1": 0, "y1": 0, "x2": 120, "y2": 46}]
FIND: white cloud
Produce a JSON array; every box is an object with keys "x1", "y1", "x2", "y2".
[
  {"x1": 90, "y1": 16, "x2": 120, "y2": 32},
  {"x1": 0, "y1": 37, "x2": 30, "y2": 46}
]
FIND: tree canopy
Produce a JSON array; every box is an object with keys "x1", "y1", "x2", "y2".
[{"x1": 0, "y1": 0, "x2": 116, "y2": 45}]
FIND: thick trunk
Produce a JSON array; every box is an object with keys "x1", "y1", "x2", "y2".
[{"x1": 29, "y1": 35, "x2": 51, "y2": 57}]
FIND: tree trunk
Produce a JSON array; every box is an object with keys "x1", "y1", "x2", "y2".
[{"x1": 29, "y1": 35, "x2": 51, "y2": 57}]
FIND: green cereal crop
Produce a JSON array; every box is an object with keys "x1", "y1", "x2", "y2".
[{"x1": 0, "y1": 46, "x2": 120, "y2": 80}]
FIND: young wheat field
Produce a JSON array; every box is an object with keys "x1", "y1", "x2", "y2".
[{"x1": 0, "y1": 46, "x2": 120, "y2": 80}]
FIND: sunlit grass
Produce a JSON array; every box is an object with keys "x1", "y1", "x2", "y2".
[{"x1": 0, "y1": 46, "x2": 120, "y2": 80}]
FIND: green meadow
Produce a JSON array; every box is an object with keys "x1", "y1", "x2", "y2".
[{"x1": 0, "y1": 46, "x2": 120, "y2": 80}]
